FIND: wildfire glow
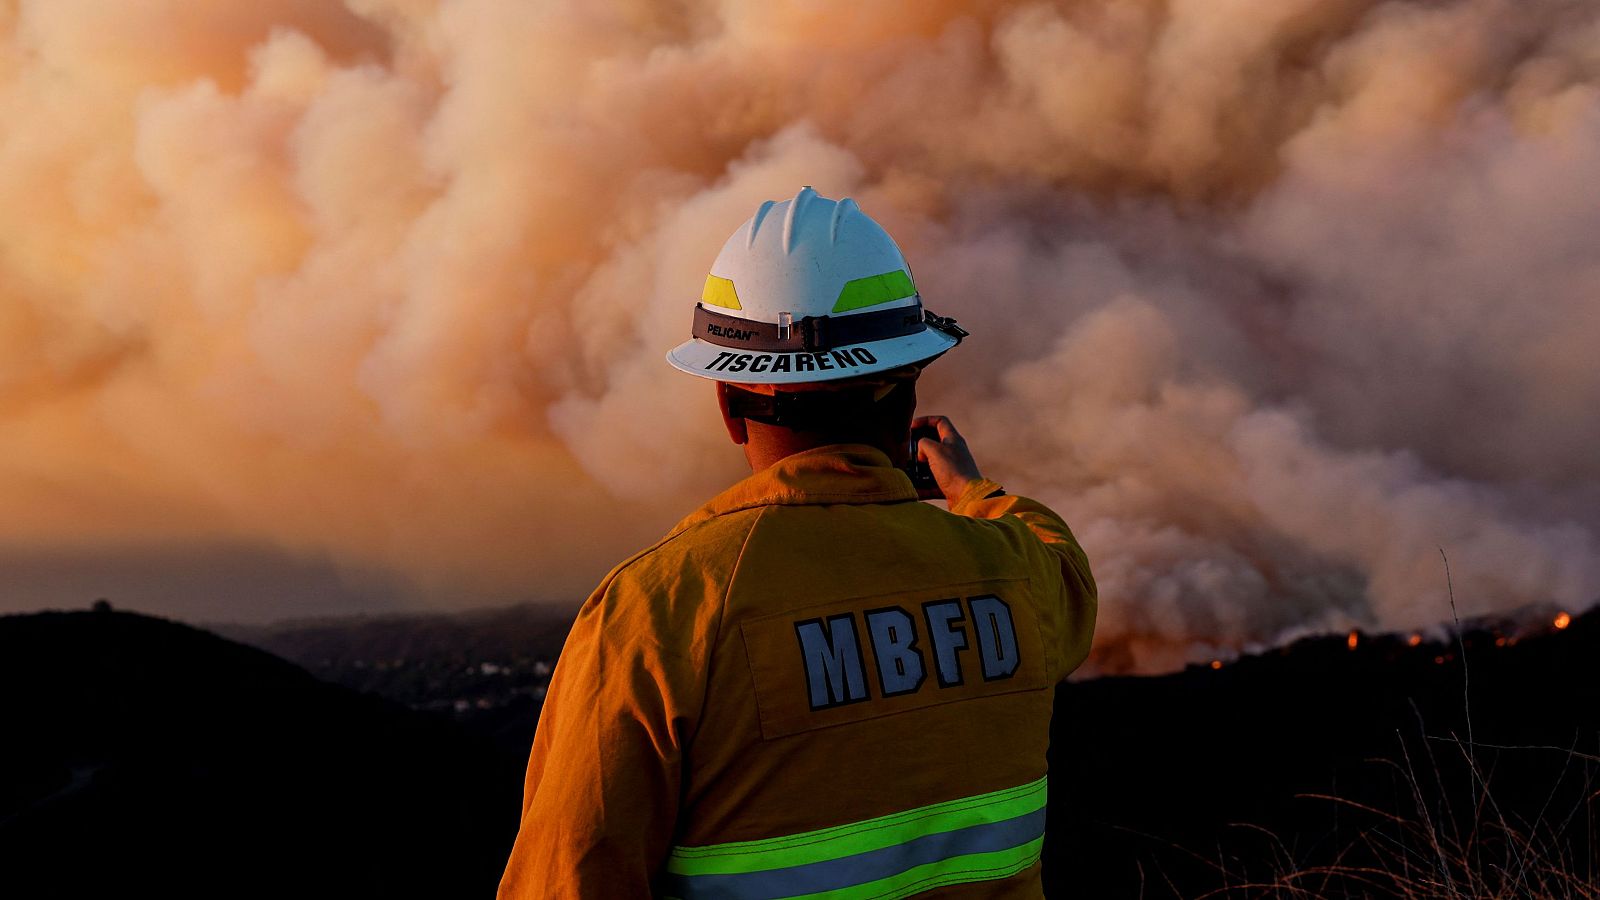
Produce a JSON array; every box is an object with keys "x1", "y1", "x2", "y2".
[
  {"x1": 1210, "y1": 660, "x2": 1223, "y2": 671},
  {"x1": 1347, "y1": 631, "x2": 1359, "y2": 651},
  {"x1": 1408, "y1": 634, "x2": 1423, "y2": 648},
  {"x1": 1555, "y1": 612, "x2": 1572, "y2": 630}
]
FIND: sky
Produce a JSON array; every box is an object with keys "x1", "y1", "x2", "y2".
[{"x1": 2, "y1": 0, "x2": 1598, "y2": 672}]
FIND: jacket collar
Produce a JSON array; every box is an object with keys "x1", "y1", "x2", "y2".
[{"x1": 670, "y1": 444, "x2": 918, "y2": 535}]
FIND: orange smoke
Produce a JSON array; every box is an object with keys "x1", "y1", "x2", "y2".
[{"x1": 2, "y1": 1, "x2": 1599, "y2": 671}]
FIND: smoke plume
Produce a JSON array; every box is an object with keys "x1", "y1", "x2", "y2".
[{"x1": 3, "y1": 0, "x2": 1597, "y2": 671}]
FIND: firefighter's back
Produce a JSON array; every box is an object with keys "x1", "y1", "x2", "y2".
[{"x1": 666, "y1": 487, "x2": 1081, "y2": 899}]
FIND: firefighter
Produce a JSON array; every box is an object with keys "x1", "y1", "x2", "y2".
[{"x1": 499, "y1": 187, "x2": 1097, "y2": 898}]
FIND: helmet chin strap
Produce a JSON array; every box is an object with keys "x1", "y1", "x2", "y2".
[{"x1": 716, "y1": 383, "x2": 749, "y2": 445}]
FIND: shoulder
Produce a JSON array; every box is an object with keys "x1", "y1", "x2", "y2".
[
  {"x1": 900, "y1": 497, "x2": 1046, "y2": 552},
  {"x1": 619, "y1": 506, "x2": 769, "y2": 591},
  {"x1": 575, "y1": 506, "x2": 769, "y2": 654}
]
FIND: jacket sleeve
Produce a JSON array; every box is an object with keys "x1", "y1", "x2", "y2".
[
  {"x1": 949, "y1": 478, "x2": 1098, "y2": 681},
  {"x1": 497, "y1": 564, "x2": 709, "y2": 898}
]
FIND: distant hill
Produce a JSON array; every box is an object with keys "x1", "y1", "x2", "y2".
[
  {"x1": 216, "y1": 603, "x2": 575, "y2": 667},
  {"x1": 8, "y1": 604, "x2": 1595, "y2": 897},
  {"x1": 216, "y1": 603, "x2": 575, "y2": 754},
  {"x1": 0, "y1": 609, "x2": 523, "y2": 899}
]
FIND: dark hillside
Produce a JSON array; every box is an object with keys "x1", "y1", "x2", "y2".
[
  {"x1": 1048, "y1": 612, "x2": 1600, "y2": 897},
  {"x1": 0, "y1": 610, "x2": 523, "y2": 899}
]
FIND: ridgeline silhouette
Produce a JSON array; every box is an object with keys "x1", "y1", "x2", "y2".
[{"x1": 0, "y1": 610, "x2": 522, "y2": 898}]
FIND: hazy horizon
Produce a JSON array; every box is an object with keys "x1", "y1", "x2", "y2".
[{"x1": 0, "y1": 539, "x2": 587, "y2": 625}]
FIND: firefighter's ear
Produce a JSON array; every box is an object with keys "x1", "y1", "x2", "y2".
[{"x1": 716, "y1": 382, "x2": 748, "y2": 445}]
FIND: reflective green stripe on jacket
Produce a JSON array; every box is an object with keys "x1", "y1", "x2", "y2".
[{"x1": 664, "y1": 776, "x2": 1048, "y2": 899}]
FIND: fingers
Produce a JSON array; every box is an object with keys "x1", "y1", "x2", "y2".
[
  {"x1": 908, "y1": 416, "x2": 966, "y2": 448},
  {"x1": 909, "y1": 414, "x2": 983, "y2": 504},
  {"x1": 911, "y1": 416, "x2": 968, "y2": 461},
  {"x1": 911, "y1": 415, "x2": 963, "y2": 442}
]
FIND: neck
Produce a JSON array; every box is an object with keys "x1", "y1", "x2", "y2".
[
  {"x1": 741, "y1": 422, "x2": 908, "y2": 473},
  {"x1": 729, "y1": 378, "x2": 919, "y2": 474}
]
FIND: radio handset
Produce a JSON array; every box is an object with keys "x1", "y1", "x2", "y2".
[{"x1": 905, "y1": 425, "x2": 942, "y2": 499}]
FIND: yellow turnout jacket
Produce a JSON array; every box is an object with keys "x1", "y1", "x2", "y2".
[{"x1": 499, "y1": 445, "x2": 1097, "y2": 898}]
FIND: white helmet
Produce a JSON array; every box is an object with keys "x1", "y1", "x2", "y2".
[{"x1": 666, "y1": 186, "x2": 966, "y2": 384}]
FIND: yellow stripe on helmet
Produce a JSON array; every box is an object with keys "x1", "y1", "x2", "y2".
[{"x1": 702, "y1": 275, "x2": 742, "y2": 310}]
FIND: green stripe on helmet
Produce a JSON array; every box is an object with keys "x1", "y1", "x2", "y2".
[{"x1": 832, "y1": 269, "x2": 917, "y2": 313}]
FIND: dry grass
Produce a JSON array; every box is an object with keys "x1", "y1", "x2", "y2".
[
  {"x1": 1180, "y1": 554, "x2": 1599, "y2": 899},
  {"x1": 1186, "y1": 731, "x2": 1600, "y2": 899}
]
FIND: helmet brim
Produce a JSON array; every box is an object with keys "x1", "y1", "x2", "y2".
[{"x1": 665, "y1": 327, "x2": 959, "y2": 384}]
